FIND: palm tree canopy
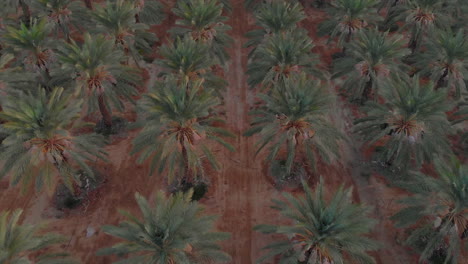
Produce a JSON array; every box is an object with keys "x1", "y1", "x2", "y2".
[
  {"x1": 97, "y1": 190, "x2": 232, "y2": 263},
  {"x1": 244, "y1": 76, "x2": 341, "y2": 173},
  {"x1": 333, "y1": 28, "x2": 409, "y2": 101},
  {"x1": 0, "y1": 209, "x2": 77, "y2": 264},
  {"x1": 170, "y1": 0, "x2": 232, "y2": 64},
  {"x1": 318, "y1": 0, "x2": 381, "y2": 47},
  {"x1": 392, "y1": 159, "x2": 468, "y2": 263},
  {"x1": 58, "y1": 33, "x2": 141, "y2": 113},
  {"x1": 354, "y1": 75, "x2": 454, "y2": 170},
  {"x1": 245, "y1": 1, "x2": 306, "y2": 49},
  {"x1": 255, "y1": 179, "x2": 378, "y2": 264},
  {"x1": 0, "y1": 88, "x2": 107, "y2": 193},
  {"x1": 92, "y1": 0, "x2": 157, "y2": 60},
  {"x1": 30, "y1": 0, "x2": 91, "y2": 39},
  {"x1": 132, "y1": 77, "x2": 234, "y2": 181},
  {"x1": 247, "y1": 29, "x2": 322, "y2": 90},
  {"x1": 156, "y1": 37, "x2": 227, "y2": 94},
  {"x1": 413, "y1": 29, "x2": 468, "y2": 98}
]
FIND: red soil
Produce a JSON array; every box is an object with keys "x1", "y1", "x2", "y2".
[{"x1": 0, "y1": 1, "x2": 435, "y2": 264}]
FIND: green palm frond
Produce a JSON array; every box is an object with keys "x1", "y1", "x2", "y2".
[
  {"x1": 170, "y1": 0, "x2": 232, "y2": 64},
  {"x1": 57, "y1": 33, "x2": 141, "y2": 115},
  {"x1": 2, "y1": 19, "x2": 55, "y2": 71},
  {"x1": 333, "y1": 28, "x2": 409, "y2": 103},
  {"x1": 413, "y1": 29, "x2": 468, "y2": 98},
  {"x1": 245, "y1": 1, "x2": 306, "y2": 49},
  {"x1": 0, "y1": 87, "x2": 107, "y2": 193},
  {"x1": 92, "y1": 0, "x2": 157, "y2": 62},
  {"x1": 247, "y1": 29, "x2": 323, "y2": 90},
  {"x1": 318, "y1": 0, "x2": 381, "y2": 48},
  {"x1": 97, "y1": 191, "x2": 231, "y2": 263},
  {"x1": 244, "y1": 75, "x2": 341, "y2": 173},
  {"x1": 31, "y1": 0, "x2": 91, "y2": 40},
  {"x1": 157, "y1": 37, "x2": 227, "y2": 95},
  {"x1": 354, "y1": 75, "x2": 454, "y2": 170},
  {"x1": 132, "y1": 77, "x2": 234, "y2": 182},
  {"x1": 392, "y1": 159, "x2": 468, "y2": 263},
  {"x1": 255, "y1": 179, "x2": 378, "y2": 263},
  {"x1": 0, "y1": 209, "x2": 77, "y2": 264},
  {"x1": 130, "y1": 0, "x2": 166, "y2": 25}
]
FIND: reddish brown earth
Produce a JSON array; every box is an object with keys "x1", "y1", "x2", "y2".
[{"x1": 0, "y1": 1, "x2": 437, "y2": 264}]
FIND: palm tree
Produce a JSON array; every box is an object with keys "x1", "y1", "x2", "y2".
[
  {"x1": 392, "y1": 159, "x2": 468, "y2": 263},
  {"x1": 170, "y1": 0, "x2": 232, "y2": 64},
  {"x1": 244, "y1": 75, "x2": 341, "y2": 174},
  {"x1": 354, "y1": 75, "x2": 453, "y2": 170},
  {"x1": 244, "y1": 1, "x2": 306, "y2": 50},
  {"x1": 247, "y1": 29, "x2": 322, "y2": 90},
  {"x1": 0, "y1": 208, "x2": 77, "y2": 264},
  {"x1": 132, "y1": 77, "x2": 234, "y2": 183},
  {"x1": 333, "y1": 28, "x2": 409, "y2": 103},
  {"x1": 318, "y1": 0, "x2": 380, "y2": 50},
  {"x1": 157, "y1": 37, "x2": 227, "y2": 95},
  {"x1": 255, "y1": 179, "x2": 378, "y2": 263},
  {"x1": 30, "y1": 0, "x2": 91, "y2": 41},
  {"x1": 413, "y1": 29, "x2": 468, "y2": 98},
  {"x1": 57, "y1": 33, "x2": 141, "y2": 129},
  {"x1": 97, "y1": 190, "x2": 231, "y2": 263},
  {"x1": 92, "y1": 0, "x2": 158, "y2": 63},
  {"x1": 0, "y1": 0, "x2": 32, "y2": 24},
  {"x1": 0, "y1": 88, "x2": 107, "y2": 193},
  {"x1": 2, "y1": 19, "x2": 55, "y2": 84},
  {"x1": 393, "y1": 0, "x2": 451, "y2": 53}
]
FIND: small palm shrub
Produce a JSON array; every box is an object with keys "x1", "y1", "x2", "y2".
[
  {"x1": 0, "y1": 208, "x2": 77, "y2": 264},
  {"x1": 97, "y1": 190, "x2": 231, "y2": 263},
  {"x1": 255, "y1": 179, "x2": 378, "y2": 263}
]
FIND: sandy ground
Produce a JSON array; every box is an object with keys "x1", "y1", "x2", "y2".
[{"x1": 0, "y1": 1, "x2": 451, "y2": 264}]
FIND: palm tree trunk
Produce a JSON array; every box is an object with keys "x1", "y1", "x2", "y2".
[
  {"x1": 435, "y1": 68, "x2": 449, "y2": 90},
  {"x1": 361, "y1": 78, "x2": 373, "y2": 104},
  {"x1": 98, "y1": 93, "x2": 113, "y2": 127},
  {"x1": 83, "y1": 0, "x2": 93, "y2": 9},
  {"x1": 19, "y1": 0, "x2": 31, "y2": 25},
  {"x1": 180, "y1": 139, "x2": 193, "y2": 184}
]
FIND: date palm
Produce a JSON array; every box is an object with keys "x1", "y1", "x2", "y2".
[
  {"x1": 0, "y1": 87, "x2": 107, "y2": 193},
  {"x1": 354, "y1": 75, "x2": 453, "y2": 170},
  {"x1": 247, "y1": 29, "x2": 322, "y2": 90},
  {"x1": 2, "y1": 19, "x2": 55, "y2": 85},
  {"x1": 333, "y1": 29, "x2": 409, "y2": 103},
  {"x1": 255, "y1": 179, "x2": 378, "y2": 263},
  {"x1": 393, "y1": 0, "x2": 450, "y2": 53},
  {"x1": 92, "y1": 0, "x2": 157, "y2": 63},
  {"x1": 170, "y1": 0, "x2": 232, "y2": 65},
  {"x1": 31, "y1": 0, "x2": 91, "y2": 42},
  {"x1": 58, "y1": 33, "x2": 141, "y2": 128},
  {"x1": 0, "y1": 209, "x2": 77, "y2": 264},
  {"x1": 413, "y1": 29, "x2": 468, "y2": 98},
  {"x1": 244, "y1": 75, "x2": 341, "y2": 173},
  {"x1": 132, "y1": 77, "x2": 234, "y2": 183},
  {"x1": 97, "y1": 190, "x2": 231, "y2": 263},
  {"x1": 318, "y1": 0, "x2": 380, "y2": 50},
  {"x1": 157, "y1": 37, "x2": 227, "y2": 95},
  {"x1": 245, "y1": 1, "x2": 306, "y2": 50},
  {"x1": 392, "y1": 159, "x2": 468, "y2": 263}
]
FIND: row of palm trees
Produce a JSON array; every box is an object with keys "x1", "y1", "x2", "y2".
[
  {"x1": 242, "y1": 0, "x2": 468, "y2": 263},
  {"x1": 0, "y1": 0, "x2": 467, "y2": 264},
  {"x1": 0, "y1": 0, "x2": 235, "y2": 262}
]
